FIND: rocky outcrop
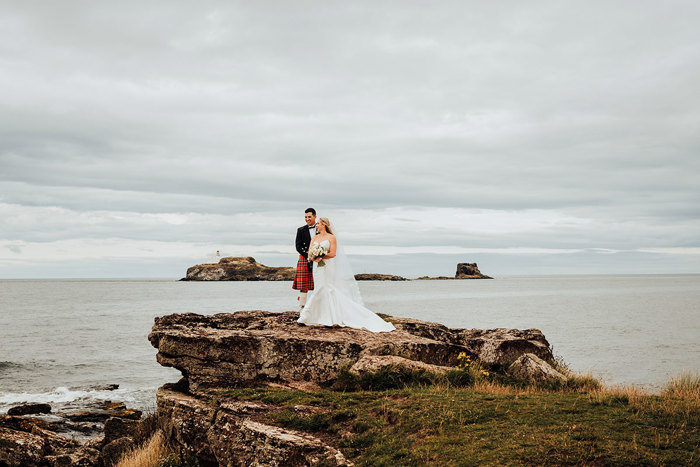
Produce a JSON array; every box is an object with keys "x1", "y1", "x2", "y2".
[
  {"x1": 7, "y1": 404, "x2": 51, "y2": 416},
  {"x1": 350, "y1": 355, "x2": 452, "y2": 375},
  {"x1": 182, "y1": 258, "x2": 491, "y2": 281},
  {"x1": 183, "y1": 258, "x2": 409, "y2": 282},
  {"x1": 0, "y1": 427, "x2": 49, "y2": 466},
  {"x1": 182, "y1": 256, "x2": 296, "y2": 281},
  {"x1": 417, "y1": 262, "x2": 493, "y2": 280},
  {"x1": 65, "y1": 401, "x2": 141, "y2": 422},
  {"x1": 0, "y1": 400, "x2": 145, "y2": 466},
  {"x1": 149, "y1": 310, "x2": 552, "y2": 394},
  {"x1": 0, "y1": 414, "x2": 100, "y2": 466},
  {"x1": 157, "y1": 384, "x2": 351, "y2": 466},
  {"x1": 508, "y1": 353, "x2": 568, "y2": 384},
  {"x1": 456, "y1": 262, "x2": 493, "y2": 279},
  {"x1": 354, "y1": 273, "x2": 407, "y2": 281},
  {"x1": 101, "y1": 436, "x2": 135, "y2": 467},
  {"x1": 147, "y1": 310, "x2": 558, "y2": 466}
]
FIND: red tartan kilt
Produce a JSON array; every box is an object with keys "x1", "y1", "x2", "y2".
[{"x1": 292, "y1": 255, "x2": 314, "y2": 291}]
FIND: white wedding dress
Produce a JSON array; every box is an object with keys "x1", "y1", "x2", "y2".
[{"x1": 298, "y1": 239, "x2": 395, "y2": 333}]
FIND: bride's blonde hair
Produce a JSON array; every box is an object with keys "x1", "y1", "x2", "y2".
[{"x1": 318, "y1": 217, "x2": 334, "y2": 235}]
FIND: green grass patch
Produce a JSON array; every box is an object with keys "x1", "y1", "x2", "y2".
[
  {"x1": 331, "y1": 365, "x2": 446, "y2": 391},
  {"x1": 215, "y1": 384, "x2": 700, "y2": 465}
]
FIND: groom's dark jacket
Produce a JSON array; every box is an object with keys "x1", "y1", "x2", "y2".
[{"x1": 295, "y1": 224, "x2": 314, "y2": 259}]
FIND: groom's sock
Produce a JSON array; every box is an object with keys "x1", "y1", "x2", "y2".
[{"x1": 299, "y1": 292, "x2": 308, "y2": 308}]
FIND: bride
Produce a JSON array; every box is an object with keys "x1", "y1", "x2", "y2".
[{"x1": 297, "y1": 218, "x2": 395, "y2": 333}]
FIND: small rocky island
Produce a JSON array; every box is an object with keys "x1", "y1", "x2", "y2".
[
  {"x1": 182, "y1": 256, "x2": 296, "y2": 281},
  {"x1": 182, "y1": 257, "x2": 490, "y2": 281},
  {"x1": 353, "y1": 273, "x2": 407, "y2": 281},
  {"x1": 417, "y1": 262, "x2": 493, "y2": 280}
]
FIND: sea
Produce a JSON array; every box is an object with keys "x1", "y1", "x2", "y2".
[{"x1": 1, "y1": 275, "x2": 699, "y2": 414}]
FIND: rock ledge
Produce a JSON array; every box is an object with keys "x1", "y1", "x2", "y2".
[
  {"x1": 149, "y1": 310, "x2": 552, "y2": 394},
  {"x1": 148, "y1": 310, "x2": 556, "y2": 465}
]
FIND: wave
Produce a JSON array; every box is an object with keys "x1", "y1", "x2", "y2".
[
  {"x1": 0, "y1": 386, "x2": 135, "y2": 409},
  {"x1": 0, "y1": 361, "x2": 23, "y2": 370}
]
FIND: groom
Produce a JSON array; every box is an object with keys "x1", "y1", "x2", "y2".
[{"x1": 293, "y1": 207, "x2": 317, "y2": 310}]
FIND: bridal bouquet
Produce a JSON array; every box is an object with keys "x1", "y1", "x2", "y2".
[{"x1": 308, "y1": 242, "x2": 329, "y2": 267}]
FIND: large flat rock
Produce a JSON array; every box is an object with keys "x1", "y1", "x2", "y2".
[{"x1": 149, "y1": 310, "x2": 552, "y2": 394}]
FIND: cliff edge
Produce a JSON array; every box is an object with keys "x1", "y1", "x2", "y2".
[{"x1": 147, "y1": 310, "x2": 554, "y2": 465}]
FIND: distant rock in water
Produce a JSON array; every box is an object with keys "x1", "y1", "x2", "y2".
[
  {"x1": 417, "y1": 262, "x2": 493, "y2": 280},
  {"x1": 354, "y1": 273, "x2": 407, "y2": 281},
  {"x1": 456, "y1": 262, "x2": 493, "y2": 279},
  {"x1": 182, "y1": 257, "x2": 411, "y2": 281},
  {"x1": 182, "y1": 258, "x2": 491, "y2": 281},
  {"x1": 182, "y1": 256, "x2": 295, "y2": 281}
]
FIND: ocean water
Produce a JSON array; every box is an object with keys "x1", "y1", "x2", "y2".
[{"x1": 1, "y1": 275, "x2": 699, "y2": 413}]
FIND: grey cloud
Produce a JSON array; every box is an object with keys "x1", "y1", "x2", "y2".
[{"x1": 1, "y1": 1, "x2": 699, "y2": 276}]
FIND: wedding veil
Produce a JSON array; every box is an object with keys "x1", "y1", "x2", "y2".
[{"x1": 327, "y1": 221, "x2": 364, "y2": 306}]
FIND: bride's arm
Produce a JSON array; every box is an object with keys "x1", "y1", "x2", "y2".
[{"x1": 324, "y1": 236, "x2": 337, "y2": 259}]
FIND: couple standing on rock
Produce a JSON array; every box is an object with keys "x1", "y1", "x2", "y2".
[{"x1": 292, "y1": 208, "x2": 395, "y2": 333}]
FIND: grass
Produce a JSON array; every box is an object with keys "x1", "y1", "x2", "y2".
[
  {"x1": 211, "y1": 370, "x2": 700, "y2": 466},
  {"x1": 332, "y1": 364, "x2": 447, "y2": 391},
  {"x1": 114, "y1": 412, "x2": 201, "y2": 467},
  {"x1": 115, "y1": 431, "x2": 168, "y2": 467},
  {"x1": 665, "y1": 371, "x2": 700, "y2": 398}
]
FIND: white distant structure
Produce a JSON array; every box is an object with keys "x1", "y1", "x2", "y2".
[{"x1": 209, "y1": 250, "x2": 222, "y2": 264}]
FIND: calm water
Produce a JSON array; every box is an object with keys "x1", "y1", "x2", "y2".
[{"x1": 1, "y1": 275, "x2": 699, "y2": 413}]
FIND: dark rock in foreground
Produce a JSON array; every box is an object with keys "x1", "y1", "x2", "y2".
[
  {"x1": 182, "y1": 256, "x2": 296, "y2": 281},
  {"x1": 65, "y1": 401, "x2": 141, "y2": 422},
  {"x1": 0, "y1": 403, "x2": 146, "y2": 467},
  {"x1": 7, "y1": 404, "x2": 51, "y2": 416}
]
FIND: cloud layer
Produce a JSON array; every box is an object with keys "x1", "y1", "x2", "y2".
[{"x1": 1, "y1": 1, "x2": 699, "y2": 277}]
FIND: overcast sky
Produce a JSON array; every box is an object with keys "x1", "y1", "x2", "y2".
[{"x1": 1, "y1": 1, "x2": 699, "y2": 278}]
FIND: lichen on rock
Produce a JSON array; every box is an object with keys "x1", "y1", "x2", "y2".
[{"x1": 146, "y1": 309, "x2": 561, "y2": 465}]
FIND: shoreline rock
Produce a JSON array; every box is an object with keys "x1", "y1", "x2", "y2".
[
  {"x1": 7, "y1": 404, "x2": 51, "y2": 416},
  {"x1": 0, "y1": 399, "x2": 146, "y2": 466}
]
